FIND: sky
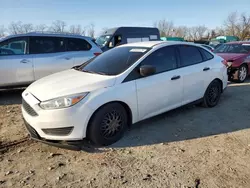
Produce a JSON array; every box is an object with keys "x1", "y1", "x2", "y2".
[{"x1": 1, "y1": 0, "x2": 250, "y2": 35}]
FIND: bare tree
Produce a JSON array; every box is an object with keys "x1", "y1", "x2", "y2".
[
  {"x1": 210, "y1": 30, "x2": 217, "y2": 38},
  {"x1": 224, "y1": 12, "x2": 238, "y2": 36},
  {"x1": 186, "y1": 26, "x2": 208, "y2": 41},
  {"x1": 35, "y1": 24, "x2": 48, "y2": 32},
  {"x1": 0, "y1": 25, "x2": 6, "y2": 37},
  {"x1": 187, "y1": 27, "x2": 198, "y2": 41},
  {"x1": 154, "y1": 19, "x2": 174, "y2": 37},
  {"x1": 69, "y1": 24, "x2": 87, "y2": 35},
  {"x1": 196, "y1": 25, "x2": 208, "y2": 39},
  {"x1": 87, "y1": 23, "x2": 95, "y2": 37},
  {"x1": 22, "y1": 23, "x2": 34, "y2": 33},
  {"x1": 8, "y1": 21, "x2": 34, "y2": 34},
  {"x1": 50, "y1": 20, "x2": 67, "y2": 32},
  {"x1": 223, "y1": 12, "x2": 250, "y2": 40},
  {"x1": 236, "y1": 13, "x2": 250, "y2": 40},
  {"x1": 8, "y1": 21, "x2": 23, "y2": 34},
  {"x1": 174, "y1": 26, "x2": 188, "y2": 38},
  {"x1": 214, "y1": 27, "x2": 225, "y2": 36}
]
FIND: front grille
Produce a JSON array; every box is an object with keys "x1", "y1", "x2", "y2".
[
  {"x1": 22, "y1": 99, "x2": 38, "y2": 117},
  {"x1": 42, "y1": 127, "x2": 74, "y2": 136}
]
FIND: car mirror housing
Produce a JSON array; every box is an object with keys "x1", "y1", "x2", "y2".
[{"x1": 139, "y1": 65, "x2": 156, "y2": 77}]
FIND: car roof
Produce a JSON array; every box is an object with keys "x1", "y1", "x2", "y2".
[
  {"x1": 102, "y1": 27, "x2": 159, "y2": 35},
  {"x1": 226, "y1": 41, "x2": 250, "y2": 44},
  {"x1": 1, "y1": 32, "x2": 92, "y2": 41},
  {"x1": 120, "y1": 41, "x2": 204, "y2": 48}
]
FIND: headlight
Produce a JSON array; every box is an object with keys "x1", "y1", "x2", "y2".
[{"x1": 40, "y1": 92, "x2": 89, "y2": 110}]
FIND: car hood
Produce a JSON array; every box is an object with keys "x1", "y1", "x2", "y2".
[
  {"x1": 26, "y1": 69, "x2": 116, "y2": 101},
  {"x1": 216, "y1": 53, "x2": 246, "y2": 61}
]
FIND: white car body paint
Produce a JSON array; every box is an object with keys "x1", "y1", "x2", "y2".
[{"x1": 22, "y1": 41, "x2": 228, "y2": 141}]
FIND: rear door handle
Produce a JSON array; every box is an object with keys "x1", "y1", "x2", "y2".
[
  {"x1": 203, "y1": 67, "x2": 210, "y2": 71},
  {"x1": 20, "y1": 59, "x2": 30, "y2": 64},
  {"x1": 171, "y1": 75, "x2": 181, "y2": 80}
]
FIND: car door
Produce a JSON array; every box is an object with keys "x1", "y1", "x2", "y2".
[
  {"x1": 177, "y1": 45, "x2": 210, "y2": 105},
  {"x1": 135, "y1": 46, "x2": 183, "y2": 120},
  {"x1": 29, "y1": 36, "x2": 74, "y2": 80},
  {"x1": 0, "y1": 36, "x2": 34, "y2": 87},
  {"x1": 66, "y1": 37, "x2": 96, "y2": 67}
]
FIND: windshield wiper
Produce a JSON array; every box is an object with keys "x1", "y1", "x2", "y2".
[
  {"x1": 82, "y1": 70, "x2": 97, "y2": 74},
  {"x1": 82, "y1": 69, "x2": 108, "y2": 75},
  {"x1": 95, "y1": 71, "x2": 108, "y2": 75}
]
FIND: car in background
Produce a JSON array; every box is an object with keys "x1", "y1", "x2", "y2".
[
  {"x1": 214, "y1": 43, "x2": 223, "y2": 49},
  {"x1": 0, "y1": 32, "x2": 102, "y2": 88},
  {"x1": 214, "y1": 41, "x2": 250, "y2": 82},
  {"x1": 22, "y1": 41, "x2": 227, "y2": 149},
  {"x1": 201, "y1": 44, "x2": 214, "y2": 52},
  {"x1": 95, "y1": 27, "x2": 160, "y2": 52},
  {"x1": 209, "y1": 36, "x2": 239, "y2": 48}
]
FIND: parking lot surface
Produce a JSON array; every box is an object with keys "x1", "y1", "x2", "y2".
[{"x1": 1, "y1": 81, "x2": 250, "y2": 188}]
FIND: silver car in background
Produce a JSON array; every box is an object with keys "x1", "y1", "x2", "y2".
[{"x1": 0, "y1": 32, "x2": 102, "y2": 88}]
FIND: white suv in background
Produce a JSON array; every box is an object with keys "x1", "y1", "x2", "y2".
[
  {"x1": 22, "y1": 41, "x2": 228, "y2": 150},
  {"x1": 0, "y1": 32, "x2": 102, "y2": 88}
]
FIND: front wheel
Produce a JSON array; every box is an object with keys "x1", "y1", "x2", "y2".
[
  {"x1": 87, "y1": 103, "x2": 128, "y2": 146},
  {"x1": 237, "y1": 65, "x2": 248, "y2": 83},
  {"x1": 202, "y1": 80, "x2": 222, "y2": 108}
]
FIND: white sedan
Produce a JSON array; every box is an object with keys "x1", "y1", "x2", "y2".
[{"x1": 22, "y1": 41, "x2": 228, "y2": 149}]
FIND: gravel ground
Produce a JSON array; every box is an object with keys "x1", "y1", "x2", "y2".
[{"x1": 1, "y1": 81, "x2": 250, "y2": 188}]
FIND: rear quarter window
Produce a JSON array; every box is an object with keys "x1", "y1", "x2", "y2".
[
  {"x1": 178, "y1": 45, "x2": 203, "y2": 67},
  {"x1": 199, "y1": 48, "x2": 214, "y2": 61},
  {"x1": 67, "y1": 38, "x2": 92, "y2": 51}
]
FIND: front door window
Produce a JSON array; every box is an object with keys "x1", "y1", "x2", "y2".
[{"x1": 0, "y1": 37, "x2": 28, "y2": 55}]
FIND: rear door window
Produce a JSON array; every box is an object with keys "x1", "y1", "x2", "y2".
[
  {"x1": 67, "y1": 38, "x2": 92, "y2": 51},
  {"x1": 29, "y1": 36, "x2": 65, "y2": 54},
  {"x1": 178, "y1": 45, "x2": 203, "y2": 67}
]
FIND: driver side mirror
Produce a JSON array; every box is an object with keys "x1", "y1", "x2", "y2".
[{"x1": 139, "y1": 65, "x2": 156, "y2": 77}]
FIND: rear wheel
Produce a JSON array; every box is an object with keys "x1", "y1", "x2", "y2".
[
  {"x1": 87, "y1": 103, "x2": 128, "y2": 146},
  {"x1": 202, "y1": 80, "x2": 221, "y2": 108},
  {"x1": 237, "y1": 64, "x2": 248, "y2": 83}
]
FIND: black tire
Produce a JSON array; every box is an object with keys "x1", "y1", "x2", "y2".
[
  {"x1": 202, "y1": 80, "x2": 222, "y2": 108},
  {"x1": 87, "y1": 103, "x2": 128, "y2": 146},
  {"x1": 236, "y1": 64, "x2": 248, "y2": 83}
]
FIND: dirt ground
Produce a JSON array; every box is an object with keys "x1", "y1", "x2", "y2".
[{"x1": 1, "y1": 81, "x2": 250, "y2": 188}]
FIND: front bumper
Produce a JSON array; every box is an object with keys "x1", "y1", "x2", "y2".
[
  {"x1": 227, "y1": 66, "x2": 238, "y2": 80},
  {"x1": 23, "y1": 119, "x2": 94, "y2": 151},
  {"x1": 21, "y1": 91, "x2": 94, "y2": 141}
]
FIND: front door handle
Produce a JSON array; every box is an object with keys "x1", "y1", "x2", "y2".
[
  {"x1": 64, "y1": 57, "x2": 72, "y2": 60},
  {"x1": 20, "y1": 59, "x2": 30, "y2": 64},
  {"x1": 203, "y1": 67, "x2": 210, "y2": 71},
  {"x1": 171, "y1": 75, "x2": 181, "y2": 80}
]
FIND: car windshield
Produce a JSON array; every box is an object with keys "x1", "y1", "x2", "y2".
[
  {"x1": 95, "y1": 35, "x2": 112, "y2": 47},
  {"x1": 214, "y1": 43, "x2": 250, "y2": 54},
  {"x1": 78, "y1": 46, "x2": 150, "y2": 76}
]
